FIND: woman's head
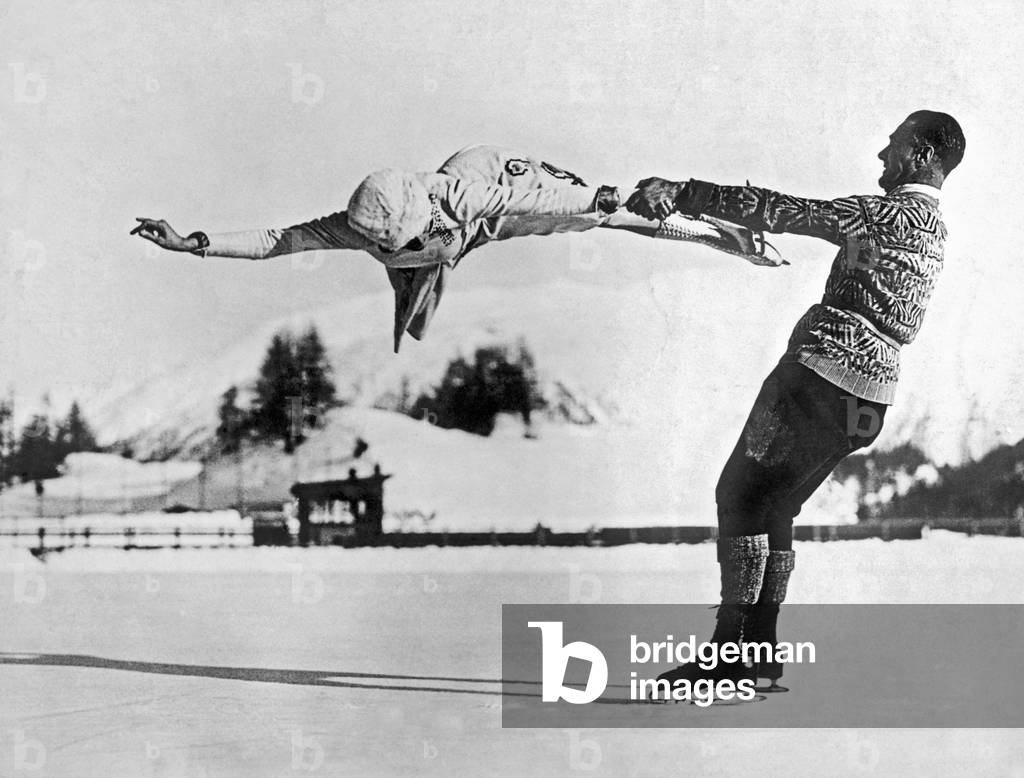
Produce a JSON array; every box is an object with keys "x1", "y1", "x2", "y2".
[{"x1": 347, "y1": 169, "x2": 433, "y2": 252}]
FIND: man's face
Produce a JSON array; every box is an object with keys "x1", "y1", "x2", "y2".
[{"x1": 877, "y1": 121, "x2": 918, "y2": 191}]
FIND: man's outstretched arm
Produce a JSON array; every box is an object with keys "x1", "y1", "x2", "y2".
[
  {"x1": 131, "y1": 211, "x2": 371, "y2": 259},
  {"x1": 626, "y1": 177, "x2": 860, "y2": 247}
]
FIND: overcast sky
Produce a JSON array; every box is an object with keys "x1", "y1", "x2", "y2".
[{"x1": 0, "y1": 0, "x2": 1015, "y2": 419}]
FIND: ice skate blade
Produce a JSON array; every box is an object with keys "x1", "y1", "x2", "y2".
[{"x1": 647, "y1": 695, "x2": 767, "y2": 706}]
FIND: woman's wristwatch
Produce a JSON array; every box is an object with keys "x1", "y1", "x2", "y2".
[{"x1": 187, "y1": 231, "x2": 210, "y2": 256}]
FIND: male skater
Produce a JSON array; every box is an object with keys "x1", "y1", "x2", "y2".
[
  {"x1": 626, "y1": 111, "x2": 965, "y2": 690},
  {"x1": 132, "y1": 145, "x2": 782, "y2": 352}
]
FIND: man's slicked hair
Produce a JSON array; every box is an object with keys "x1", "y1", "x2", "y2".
[{"x1": 905, "y1": 110, "x2": 966, "y2": 175}]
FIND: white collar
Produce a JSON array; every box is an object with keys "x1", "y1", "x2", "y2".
[{"x1": 888, "y1": 183, "x2": 941, "y2": 201}]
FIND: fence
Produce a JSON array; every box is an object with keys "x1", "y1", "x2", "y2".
[
  {"x1": 359, "y1": 517, "x2": 1024, "y2": 548},
  {"x1": 3, "y1": 516, "x2": 1022, "y2": 555},
  {"x1": 1, "y1": 525, "x2": 250, "y2": 556}
]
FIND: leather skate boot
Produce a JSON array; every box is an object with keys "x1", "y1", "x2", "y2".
[{"x1": 654, "y1": 534, "x2": 768, "y2": 700}]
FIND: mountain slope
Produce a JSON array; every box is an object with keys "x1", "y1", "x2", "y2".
[{"x1": 89, "y1": 253, "x2": 1024, "y2": 470}]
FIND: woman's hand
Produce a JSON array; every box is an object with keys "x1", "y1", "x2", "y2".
[{"x1": 130, "y1": 218, "x2": 197, "y2": 252}]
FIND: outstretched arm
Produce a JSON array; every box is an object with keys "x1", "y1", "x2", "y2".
[
  {"x1": 627, "y1": 178, "x2": 863, "y2": 247},
  {"x1": 131, "y1": 211, "x2": 371, "y2": 259},
  {"x1": 443, "y1": 180, "x2": 621, "y2": 225}
]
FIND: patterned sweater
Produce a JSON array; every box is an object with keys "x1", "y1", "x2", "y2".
[{"x1": 676, "y1": 180, "x2": 947, "y2": 404}]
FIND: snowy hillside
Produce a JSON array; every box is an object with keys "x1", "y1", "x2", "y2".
[
  {"x1": 49, "y1": 238, "x2": 1015, "y2": 528},
  {"x1": 88, "y1": 246, "x2": 1024, "y2": 470}
]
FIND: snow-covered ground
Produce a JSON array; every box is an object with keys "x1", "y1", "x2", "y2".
[
  {"x1": 2, "y1": 532, "x2": 1022, "y2": 776},
  {"x1": 0, "y1": 406, "x2": 865, "y2": 528}
]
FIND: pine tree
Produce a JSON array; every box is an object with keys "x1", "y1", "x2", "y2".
[
  {"x1": 216, "y1": 385, "x2": 246, "y2": 454},
  {"x1": 0, "y1": 398, "x2": 12, "y2": 488},
  {"x1": 248, "y1": 327, "x2": 337, "y2": 453},
  {"x1": 295, "y1": 326, "x2": 336, "y2": 436},
  {"x1": 251, "y1": 332, "x2": 299, "y2": 450},
  {"x1": 54, "y1": 400, "x2": 98, "y2": 462},
  {"x1": 410, "y1": 343, "x2": 546, "y2": 436},
  {"x1": 13, "y1": 413, "x2": 60, "y2": 482}
]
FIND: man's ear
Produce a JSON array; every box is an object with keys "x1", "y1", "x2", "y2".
[{"x1": 914, "y1": 143, "x2": 935, "y2": 167}]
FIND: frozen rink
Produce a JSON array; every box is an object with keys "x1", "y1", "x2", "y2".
[{"x1": 2, "y1": 532, "x2": 1023, "y2": 776}]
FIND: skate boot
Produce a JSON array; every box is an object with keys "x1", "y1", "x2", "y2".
[
  {"x1": 747, "y1": 550, "x2": 795, "y2": 692},
  {"x1": 654, "y1": 604, "x2": 757, "y2": 701},
  {"x1": 655, "y1": 213, "x2": 787, "y2": 267},
  {"x1": 652, "y1": 534, "x2": 768, "y2": 703}
]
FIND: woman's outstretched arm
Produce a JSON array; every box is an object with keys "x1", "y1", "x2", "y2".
[{"x1": 131, "y1": 211, "x2": 372, "y2": 259}]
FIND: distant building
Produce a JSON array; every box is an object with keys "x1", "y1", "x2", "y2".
[{"x1": 290, "y1": 465, "x2": 391, "y2": 546}]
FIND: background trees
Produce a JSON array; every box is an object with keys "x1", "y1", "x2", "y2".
[
  {"x1": 409, "y1": 341, "x2": 545, "y2": 436},
  {"x1": 216, "y1": 325, "x2": 338, "y2": 454}
]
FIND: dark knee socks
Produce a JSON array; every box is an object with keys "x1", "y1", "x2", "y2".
[
  {"x1": 748, "y1": 550, "x2": 796, "y2": 659},
  {"x1": 759, "y1": 549, "x2": 796, "y2": 605},
  {"x1": 712, "y1": 534, "x2": 769, "y2": 644}
]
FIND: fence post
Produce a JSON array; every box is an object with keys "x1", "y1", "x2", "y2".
[
  {"x1": 173, "y1": 527, "x2": 181, "y2": 550},
  {"x1": 84, "y1": 527, "x2": 91, "y2": 547},
  {"x1": 37, "y1": 526, "x2": 45, "y2": 554}
]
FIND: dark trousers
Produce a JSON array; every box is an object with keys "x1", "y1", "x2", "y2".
[{"x1": 716, "y1": 362, "x2": 887, "y2": 551}]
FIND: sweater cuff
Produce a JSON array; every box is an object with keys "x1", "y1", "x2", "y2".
[
  {"x1": 675, "y1": 179, "x2": 718, "y2": 217},
  {"x1": 205, "y1": 229, "x2": 283, "y2": 259}
]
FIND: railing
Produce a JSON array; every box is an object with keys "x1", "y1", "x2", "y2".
[
  {"x1": 2, "y1": 516, "x2": 1021, "y2": 554},
  {"x1": 302, "y1": 517, "x2": 1024, "y2": 548},
  {"x1": 1, "y1": 525, "x2": 250, "y2": 555}
]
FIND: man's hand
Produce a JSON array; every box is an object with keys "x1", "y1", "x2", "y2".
[
  {"x1": 625, "y1": 177, "x2": 686, "y2": 221},
  {"x1": 130, "y1": 218, "x2": 197, "y2": 252}
]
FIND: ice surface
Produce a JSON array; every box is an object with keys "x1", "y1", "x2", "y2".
[{"x1": 2, "y1": 532, "x2": 1023, "y2": 775}]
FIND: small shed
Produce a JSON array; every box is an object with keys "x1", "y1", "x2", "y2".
[{"x1": 290, "y1": 465, "x2": 391, "y2": 546}]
